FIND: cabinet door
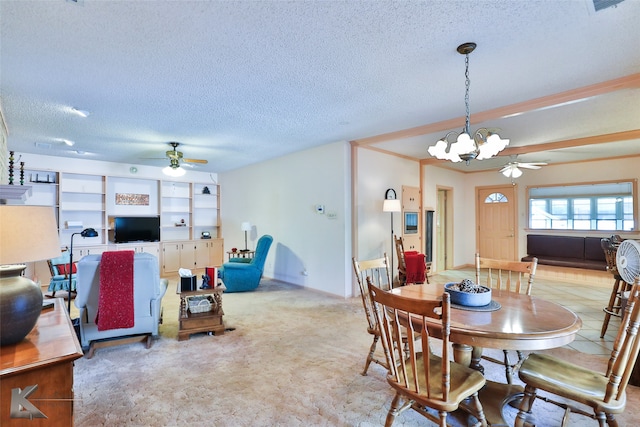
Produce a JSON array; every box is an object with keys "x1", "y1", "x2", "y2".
[
  {"x1": 194, "y1": 240, "x2": 211, "y2": 269},
  {"x1": 209, "y1": 239, "x2": 224, "y2": 266},
  {"x1": 138, "y1": 243, "x2": 160, "y2": 257},
  {"x1": 402, "y1": 186, "x2": 420, "y2": 211},
  {"x1": 180, "y1": 241, "x2": 196, "y2": 270},
  {"x1": 162, "y1": 243, "x2": 182, "y2": 274},
  {"x1": 402, "y1": 235, "x2": 421, "y2": 252}
]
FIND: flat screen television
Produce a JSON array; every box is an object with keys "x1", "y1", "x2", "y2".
[{"x1": 114, "y1": 216, "x2": 160, "y2": 243}]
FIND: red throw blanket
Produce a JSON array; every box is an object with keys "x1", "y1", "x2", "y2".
[
  {"x1": 96, "y1": 250, "x2": 135, "y2": 331},
  {"x1": 405, "y1": 251, "x2": 426, "y2": 283}
]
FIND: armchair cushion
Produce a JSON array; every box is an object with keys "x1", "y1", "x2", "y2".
[{"x1": 55, "y1": 263, "x2": 77, "y2": 275}]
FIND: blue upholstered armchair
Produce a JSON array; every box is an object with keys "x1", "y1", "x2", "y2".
[{"x1": 220, "y1": 235, "x2": 273, "y2": 292}]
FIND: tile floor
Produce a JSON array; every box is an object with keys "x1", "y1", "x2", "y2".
[{"x1": 430, "y1": 268, "x2": 621, "y2": 357}]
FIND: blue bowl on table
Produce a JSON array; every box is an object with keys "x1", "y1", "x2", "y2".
[{"x1": 444, "y1": 282, "x2": 492, "y2": 307}]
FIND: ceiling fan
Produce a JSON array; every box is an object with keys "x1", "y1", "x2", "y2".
[
  {"x1": 499, "y1": 156, "x2": 547, "y2": 179},
  {"x1": 161, "y1": 142, "x2": 208, "y2": 176}
]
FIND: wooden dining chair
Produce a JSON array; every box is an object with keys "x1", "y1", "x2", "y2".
[
  {"x1": 352, "y1": 254, "x2": 394, "y2": 375},
  {"x1": 475, "y1": 253, "x2": 538, "y2": 384},
  {"x1": 367, "y1": 279, "x2": 488, "y2": 427},
  {"x1": 515, "y1": 277, "x2": 640, "y2": 427}
]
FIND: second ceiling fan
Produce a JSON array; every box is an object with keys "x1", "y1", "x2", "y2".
[{"x1": 499, "y1": 155, "x2": 547, "y2": 178}]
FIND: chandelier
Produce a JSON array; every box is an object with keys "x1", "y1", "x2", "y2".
[{"x1": 427, "y1": 42, "x2": 509, "y2": 164}]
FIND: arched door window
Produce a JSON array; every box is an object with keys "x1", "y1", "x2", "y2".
[{"x1": 485, "y1": 192, "x2": 508, "y2": 203}]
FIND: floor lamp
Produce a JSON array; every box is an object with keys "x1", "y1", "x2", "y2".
[
  {"x1": 241, "y1": 222, "x2": 251, "y2": 252},
  {"x1": 383, "y1": 189, "x2": 401, "y2": 286},
  {"x1": 68, "y1": 228, "x2": 98, "y2": 313}
]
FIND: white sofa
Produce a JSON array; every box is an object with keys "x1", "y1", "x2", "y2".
[{"x1": 75, "y1": 252, "x2": 168, "y2": 353}]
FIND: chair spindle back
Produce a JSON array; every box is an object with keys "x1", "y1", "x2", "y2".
[{"x1": 475, "y1": 253, "x2": 538, "y2": 295}]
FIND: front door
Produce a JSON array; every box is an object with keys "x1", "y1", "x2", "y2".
[{"x1": 476, "y1": 185, "x2": 517, "y2": 260}]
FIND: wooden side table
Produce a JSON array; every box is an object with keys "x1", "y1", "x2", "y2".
[
  {"x1": 227, "y1": 250, "x2": 255, "y2": 261},
  {"x1": 176, "y1": 282, "x2": 225, "y2": 341},
  {"x1": 1, "y1": 299, "x2": 84, "y2": 426}
]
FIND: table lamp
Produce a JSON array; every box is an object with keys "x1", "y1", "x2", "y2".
[
  {"x1": 241, "y1": 222, "x2": 251, "y2": 252},
  {"x1": 0, "y1": 205, "x2": 61, "y2": 345}
]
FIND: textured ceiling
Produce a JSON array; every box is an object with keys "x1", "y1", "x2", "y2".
[{"x1": 1, "y1": 0, "x2": 639, "y2": 174}]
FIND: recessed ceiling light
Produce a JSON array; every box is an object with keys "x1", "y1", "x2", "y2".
[{"x1": 71, "y1": 107, "x2": 90, "y2": 118}]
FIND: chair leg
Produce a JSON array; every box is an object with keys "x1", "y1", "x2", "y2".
[
  {"x1": 363, "y1": 335, "x2": 379, "y2": 376},
  {"x1": 604, "y1": 412, "x2": 618, "y2": 427},
  {"x1": 468, "y1": 393, "x2": 487, "y2": 427},
  {"x1": 503, "y1": 350, "x2": 514, "y2": 384},
  {"x1": 515, "y1": 385, "x2": 537, "y2": 427},
  {"x1": 384, "y1": 393, "x2": 403, "y2": 427},
  {"x1": 601, "y1": 277, "x2": 622, "y2": 337}
]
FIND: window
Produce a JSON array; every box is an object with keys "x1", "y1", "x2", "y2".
[{"x1": 527, "y1": 180, "x2": 637, "y2": 231}]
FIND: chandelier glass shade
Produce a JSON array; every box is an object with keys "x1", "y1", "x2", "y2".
[{"x1": 428, "y1": 43, "x2": 509, "y2": 164}]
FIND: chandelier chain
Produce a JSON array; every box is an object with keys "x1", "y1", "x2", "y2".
[{"x1": 464, "y1": 52, "x2": 471, "y2": 135}]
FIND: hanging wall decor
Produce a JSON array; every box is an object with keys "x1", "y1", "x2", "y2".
[{"x1": 115, "y1": 193, "x2": 150, "y2": 206}]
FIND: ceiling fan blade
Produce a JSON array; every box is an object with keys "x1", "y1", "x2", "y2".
[
  {"x1": 518, "y1": 164, "x2": 543, "y2": 169},
  {"x1": 183, "y1": 158, "x2": 208, "y2": 164},
  {"x1": 499, "y1": 165, "x2": 511, "y2": 173}
]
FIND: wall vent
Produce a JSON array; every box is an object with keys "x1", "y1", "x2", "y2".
[
  {"x1": 593, "y1": 0, "x2": 624, "y2": 11},
  {"x1": 34, "y1": 142, "x2": 52, "y2": 149}
]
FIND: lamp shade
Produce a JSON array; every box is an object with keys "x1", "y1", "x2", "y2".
[
  {"x1": 0, "y1": 205, "x2": 60, "y2": 264},
  {"x1": 241, "y1": 222, "x2": 252, "y2": 231},
  {"x1": 0, "y1": 205, "x2": 60, "y2": 345},
  {"x1": 383, "y1": 199, "x2": 401, "y2": 213}
]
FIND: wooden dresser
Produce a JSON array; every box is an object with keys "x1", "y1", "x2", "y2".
[{"x1": 1, "y1": 299, "x2": 84, "y2": 426}]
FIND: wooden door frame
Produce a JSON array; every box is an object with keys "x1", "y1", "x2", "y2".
[
  {"x1": 436, "y1": 186, "x2": 454, "y2": 272},
  {"x1": 475, "y1": 184, "x2": 519, "y2": 260}
]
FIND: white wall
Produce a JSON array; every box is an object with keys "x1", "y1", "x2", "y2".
[
  {"x1": 422, "y1": 165, "x2": 476, "y2": 269},
  {"x1": 354, "y1": 148, "x2": 420, "y2": 283},
  {"x1": 220, "y1": 141, "x2": 352, "y2": 297}
]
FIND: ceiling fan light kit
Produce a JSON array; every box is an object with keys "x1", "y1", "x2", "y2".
[
  {"x1": 427, "y1": 42, "x2": 509, "y2": 165},
  {"x1": 501, "y1": 164, "x2": 523, "y2": 178},
  {"x1": 163, "y1": 165, "x2": 186, "y2": 177}
]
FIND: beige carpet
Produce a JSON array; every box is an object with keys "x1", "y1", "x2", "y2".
[{"x1": 74, "y1": 279, "x2": 640, "y2": 426}]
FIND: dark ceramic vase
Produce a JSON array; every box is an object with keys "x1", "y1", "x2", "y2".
[{"x1": 0, "y1": 264, "x2": 43, "y2": 346}]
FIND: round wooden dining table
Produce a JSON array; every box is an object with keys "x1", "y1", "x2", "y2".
[
  {"x1": 390, "y1": 283, "x2": 582, "y2": 351},
  {"x1": 389, "y1": 283, "x2": 583, "y2": 426}
]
